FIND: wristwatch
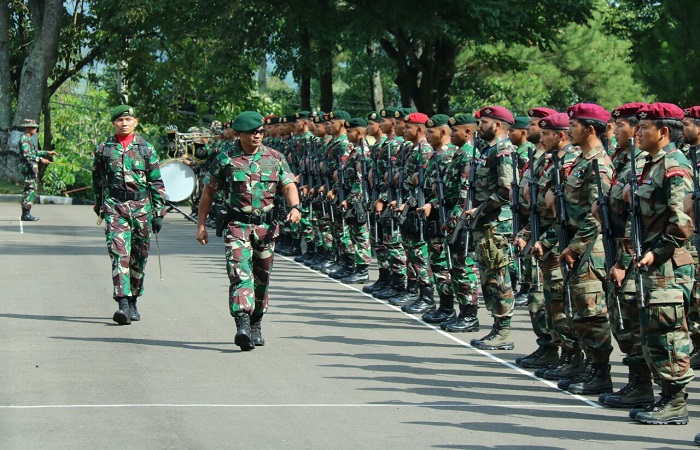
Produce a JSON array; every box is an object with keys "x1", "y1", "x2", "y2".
[{"x1": 292, "y1": 203, "x2": 303, "y2": 211}]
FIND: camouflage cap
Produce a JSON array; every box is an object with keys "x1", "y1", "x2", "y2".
[
  {"x1": 110, "y1": 105, "x2": 135, "y2": 122},
  {"x1": 20, "y1": 118, "x2": 39, "y2": 129},
  {"x1": 232, "y1": 111, "x2": 264, "y2": 132},
  {"x1": 380, "y1": 107, "x2": 402, "y2": 119},
  {"x1": 426, "y1": 114, "x2": 450, "y2": 128},
  {"x1": 367, "y1": 111, "x2": 382, "y2": 123},
  {"x1": 295, "y1": 111, "x2": 312, "y2": 119},
  {"x1": 187, "y1": 126, "x2": 201, "y2": 133},
  {"x1": 346, "y1": 117, "x2": 368, "y2": 128},
  {"x1": 448, "y1": 114, "x2": 477, "y2": 126},
  {"x1": 512, "y1": 116, "x2": 530, "y2": 129},
  {"x1": 328, "y1": 110, "x2": 351, "y2": 121}
]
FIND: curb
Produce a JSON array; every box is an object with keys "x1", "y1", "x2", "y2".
[{"x1": 0, "y1": 194, "x2": 92, "y2": 205}]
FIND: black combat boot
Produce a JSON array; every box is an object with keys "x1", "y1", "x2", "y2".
[
  {"x1": 402, "y1": 284, "x2": 436, "y2": 314},
  {"x1": 567, "y1": 362, "x2": 613, "y2": 395},
  {"x1": 556, "y1": 359, "x2": 591, "y2": 390},
  {"x1": 363, "y1": 268, "x2": 390, "y2": 294},
  {"x1": 20, "y1": 207, "x2": 39, "y2": 221},
  {"x1": 330, "y1": 256, "x2": 355, "y2": 279},
  {"x1": 112, "y1": 297, "x2": 131, "y2": 325},
  {"x1": 283, "y1": 237, "x2": 303, "y2": 257},
  {"x1": 309, "y1": 248, "x2": 329, "y2": 269},
  {"x1": 444, "y1": 304, "x2": 479, "y2": 332},
  {"x1": 388, "y1": 280, "x2": 418, "y2": 305},
  {"x1": 374, "y1": 274, "x2": 406, "y2": 300},
  {"x1": 342, "y1": 264, "x2": 370, "y2": 284},
  {"x1": 543, "y1": 349, "x2": 585, "y2": 380},
  {"x1": 690, "y1": 347, "x2": 700, "y2": 369},
  {"x1": 422, "y1": 294, "x2": 456, "y2": 324},
  {"x1": 634, "y1": 387, "x2": 689, "y2": 425},
  {"x1": 518, "y1": 344, "x2": 560, "y2": 369},
  {"x1": 250, "y1": 313, "x2": 265, "y2": 347},
  {"x1": 320, "y1": 253, "x2": 343, "y2": 274},
  {"x1": 234, "y1": 313, "x2": 255, "y2": 351},
  {"x1": 295, "y1": 242, "x2": 315, "y2": 263},
  {"x1": 128, "y1": 296, "x2": 140, "y2": 321},
  {"x1": 604, "y1": 360, "x2": 654, "y2": 408}
]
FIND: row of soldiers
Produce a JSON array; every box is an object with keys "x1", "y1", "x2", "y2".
[{"x1": 260, "y1": 102, "x2": 700, "y2": 427}]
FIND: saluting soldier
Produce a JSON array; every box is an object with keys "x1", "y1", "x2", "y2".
[{"x1": 196, "y1": 111, "x2": 301, "y2": 351}]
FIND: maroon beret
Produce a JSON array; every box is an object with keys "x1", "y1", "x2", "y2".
[
  {"x1": 477, "y1": 106, "x2": 514, "y2": 125},
  {"x1": 527, "y1": 107, "x2": 558, "y2": 118},
  {"x1": 636, "y1": 102, "x2": 684, "y2": 120},
  {"x1": 474, "y1": 110, "x2": 482, "y2": 119},
  {"x1": 404, "y1": 112, "x2": 430, "y2": 125},
  {"x1": 612, "y1": 102, "x2": 649, "y2": 119},
  {"x1": 538, "y1": 113, "x2": 570, "y2": 130},
  {"x1": 567, "y1": 103, "x2": 610, "y2": 123},
  {"x1": 684, "y1": 106, "x2": 700, "y2": 119}
]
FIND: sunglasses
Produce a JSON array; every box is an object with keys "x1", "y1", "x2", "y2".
[{"x1": 246, "y1": 128, "x2": 264, "y2": 136}]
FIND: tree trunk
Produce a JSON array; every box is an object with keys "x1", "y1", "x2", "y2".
[
  {"x1": 257, "y1": 56, "x2": 267, "y2": 93},
  {"x1": 367, "y1": 42, "x2": 384, "y2": 111},
  {"x1": 299, "y1": 27, "x2": 311, "y2": 110},
  {"x1": 0, "y1": 1, "x2": 11, "y2": 129},
  {"x1": 320, "y1": 68, "x2": 333, "y2": 112}
]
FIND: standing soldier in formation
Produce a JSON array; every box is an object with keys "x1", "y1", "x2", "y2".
[
  {"x1": 293, "y1": 111, "x2": 317, "y2": 262},
  {"x1": 614, "y1": 103, "x2": 695, "y2": 425},
  {"x1": 196, "y1": 111, "x2": 301, "y2": 351},
  {"x1": 92, "y1": 105, "x2": 166, "y2": 325},
  {"x1": 19, "y1": 118, "x2": 57, "y2": 221},
  {"x1": 465, "y1": 106, "x2": 517, "y2": 350}
]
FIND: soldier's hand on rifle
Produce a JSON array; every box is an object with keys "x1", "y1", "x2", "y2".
[
  {"x1": 417, "y1": 203, "x2": 432, "y2": 218},
  {"x1": 373, "y1": 199, "x2": 384, "y2": 213},
  {"x1": 559, "y1": 247, "x2": 577, "y2": 269},
  {"x1": 326, "y1": 189, "x2": 335, "y2": 201},
  {"x1": 340, "y1": 200, "x2": 348, "y2": 210},
  {"x1": 411, "y1": 173, "x2": 418, "y2": 185},
  {"x1": 287, "y1": 208, "x2": 301, "y2": 224},
  {"x1": 196, "y1": 226, "x2": 209, "y2": 245},
  {"x1": 388, "y1": 200, "x2": 397, "y2": 209},
  {"x1": 545, "y1": 190, "x2": 556, "y2": 216},
  {"x1": 636, "y1": 251, "x2": 654, "y2": 269},
  {"x1": 610, "y1": 262, "x2": 626, "y2": 287},
  {"x1": 523, "y1": 185, "x2": 531, "y2": 203},
  {"x1": 464, "y1": 207, "x2": 477, "y2": 218},
  {"x1": 513, "y1": 237, "x2": 527, "y2": 252},
  {"x1": 531, "y1": 241, "x2": 544, "y2": 259},
  {"x1": 301, "y1": 185, "x2": 308, "y2": 197},
  {"x1": 396, "y1": 202, "x2": 406, "y2": 213}
]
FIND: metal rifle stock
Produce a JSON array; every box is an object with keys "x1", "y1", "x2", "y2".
[
  {"x1": 462, "y1": 134, "x2": 479, "y2": 255},
  {"x1": 370, "y1": 141, "x2": 380, "y2": 242},
  {"x1": 387, "y1": 141, "x2": 396, "y2": 237},
  {"x1": 434, "y1": 148, "x2": 452, "y2": 269},
  {"x1": 416, "y1": 143, "x2": 426, "y2": 241},
  {"x1": 338, "y1": 151, "x2": 347, "y2": 234},
  {"x1": 396, "y1": 143, "x2": 405, "y2": 221},
  {"x1": 525, "y1": 146, "x2": 541, "y2": 290},
  {"x1": 552, "y1": 152, "x2": 573, "y2": 317},
  {"x1": 628, "y1": 138, "x2": 647, "y2": 311},
  {"x1": 593, "y1": 158, "x2": 623, "y2": 330},
  {"x1": 511, "y1": 151, "x2": 522, "y2": 283}
]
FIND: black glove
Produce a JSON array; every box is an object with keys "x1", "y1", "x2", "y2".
[
  {"x1": 151, "y1": 216, "x2": 163, "y2": 233},
  {"x1": 93, "y1": 203, "x2": 102, "y2": 217}
]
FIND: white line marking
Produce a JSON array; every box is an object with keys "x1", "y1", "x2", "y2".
[
  {"x1": 0, "y1": 403, "x2": 596, "y2": 410},
  {"x1": 278, "y1": 255, "x2": 601, "y2": 409}
]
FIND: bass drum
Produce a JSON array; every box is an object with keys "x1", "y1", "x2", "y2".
[{"x1": 160, "y1": 159, "x2": 196, "y2": 203}]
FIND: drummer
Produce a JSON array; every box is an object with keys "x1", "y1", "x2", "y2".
[{"x1": 92, "y1": 105, "x2": 167, "y2": 325}]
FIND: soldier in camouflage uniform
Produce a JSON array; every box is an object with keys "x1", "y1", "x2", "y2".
[
  {"x1": 611, "y1": 103, "x2": 695, "y2": 424},
  {"x1": 682, "y1": 105, "x2": 700, "y2": 371},
  {"x1": 596, "y1": 102, "x2": 655, "y2": 408},
  {"x1": 19, "y1": 119, "x2": 57, "y2": 221},
  {"x1": 464, "y1": 106, "x2": 517, "y2": 350},
  {"x1": 293, "y1": 111, "x2": 318, "y2": 262},
  {"x1": 515, "y1": 113, "x2": 580, "y2": 373},
  {"x1": 275, "y1": 115, "x2": 298, "y2": 255},
  {"x1": 92, "y1": 105, "x2": 166, "y2": 325},
  {"x1": 552, "y1": 103, "x2": 614, "y2": 395},
  {"x1": 196, "y1": 111, "x2": 300, "y2": 351}
]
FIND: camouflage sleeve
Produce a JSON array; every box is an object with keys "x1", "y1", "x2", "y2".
[
  {"x1": 569, "y1": 160, "x2": 609, "y2": 255},
  {"x1": 20, "y1": 138, "x2": 34, "y2": 165},
  {"x1": 92, "y1": 145, "x2": 105, "y2": 204},
  {"x1": 278, "y1": 154, "x2": 296, "y2": 190},
  {"x1": 651, "y1": 169, "x2": 693, "y2": 263},
  {"x1": 145, "y1": 143, "x2": 167, "y2": 217},
  {"x1": 203, "y1": 153, "x2": 226, "y2": 192},
  {"x1": 483, "y1": 145, "x2": 512, "y2": 215}
]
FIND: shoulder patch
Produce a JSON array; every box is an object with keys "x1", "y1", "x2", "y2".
[
  {"x1": 665, "y1": 169, "x2": 686, "y2": 179},
  {"x1": 497, "y1": 150, "x2": 512, "y2": 158}
]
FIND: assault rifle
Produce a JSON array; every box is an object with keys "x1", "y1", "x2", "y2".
[
  {"x1": 593, "y1": 158, "x2": 623, "y2": 330},
  {"x1": 323, "y1": 150, "x2": 335, "y2": 222},
  {"x1": 627, "y1": 138, "x2": 648, "y2": 310},
  {"x1": 415, "y1": 143, "x2": 426, "y2": 241},
  {"x1": 690, "y1": 145, "x2": 700, "y2": 272},
  {"x1": 552, "y1": 152, "x2": 573, "y2": 317},
  {"x1": 450, "y1": 134, "x2": 481, "y2": 254},
  {"x1": 511, "y1": 151, "x2": 523, "y2": 283},
  {"x1": 370, "y1": 141, "x2": 380, "y2": 242},
  {"x1": 434, "y1": 148, "x2": 452, "y2": 269},
  {"x1": 524, "y1": 146, "x2": 541, "y2": 290},
  {"x1": 396, "y1": 142, "x2": 405, "y2": 222},
  {"x1": 338, "y1": 150, "x2": 347, "y2": 234},
  {"x1": 386, "y1": 141, "x2": 396, "y2": 237}
]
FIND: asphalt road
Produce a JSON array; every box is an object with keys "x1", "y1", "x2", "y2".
[{"x1": 1, "y1": 203, "x2": 698, "y2": 449}]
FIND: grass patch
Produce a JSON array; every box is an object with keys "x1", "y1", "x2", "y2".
[{"x1": 0, "y1": 180, "x2": 23, "y2": 194}]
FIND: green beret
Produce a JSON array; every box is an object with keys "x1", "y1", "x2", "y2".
[
  {"x1": 512, "y1": 116, "x2": 530, "y2": 129},
  {"x1": 295, "y1": 111, "x2": 311, "y2": 119},
  {"x1": 110, "y1": 105, "x2": 135, "y2": 122},
  {"x1": 380, "y1": 108, "x2": 402, "y2": 119},
  {"x1": 232, "y1": 111, "x2": 264, "y2": 132},
  {"x1": 346, "y1": 118, "x2": 368, "y2": 128},
  {"x1": 328, "y1": 110, "x2": 351, "y2": 121},
  {"x1": 312, "y1": 111, "x2": 326, "y2": 124},
  {"x1": 426, "y1": 114, "x2": 451, "y2": 128},
  {"x1": 367, "y1": 111, "x2": 382, "y2": 123},
  {"x1": 448, "y1": 114, "x2": 477, "y2": 126},
  {"x1": 280, "y1": 114, "x2": 297, "y2": 124}
]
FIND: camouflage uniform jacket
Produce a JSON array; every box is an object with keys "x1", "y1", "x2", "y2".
[
  {"x1": 562, "y1": 145, "x2": 613, "y2": 256},
  {"x1": 610, "y1": 146, "x2": 647, "y2": 268},
  {"x1": 400, "y1": 139, "x2": 432, "y2": 204},
  {"x1": 346, "y1": 140, "x2": 371, "y2": 203},
  {"x1": 515, "y1": 141, "x2": 536, "y2": 171},
  {"x1": 630, "y1": 143, "x2": 694, "y2": 266},
  {"x1": 473, "y1": 135, "x2": 516, "y2": 225},
  {"x1": 517, "y1": 145, "x2": 578, "y2": 250},
  {"x1": 19, "y1": 134, "x2": 50, "y2": 176},
  {"x1": 204, "y1": 140, "x2": 295, "y2": 214},
  {"x1": 518, "y1": 147, "x2": 546, "y2": 216},
  {"x1": 325, "y1": 133, "x2": 353, "y2": 194},
  {"x1": 432, "y1": 142, "x2": 478, "y2": 223},
  {"x1": 377, "y1": 135, "x2": 403, "y2": 202},
  {"x1": 92, "y1": 134, "x2": 166, "y2": 217}
]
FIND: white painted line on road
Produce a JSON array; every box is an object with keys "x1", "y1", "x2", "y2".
[
  {"x1": 278, "y1": 255, "x2": 601, "y2": 409},
  {"x1": 0, "y1": 403, "x2": 595, "y2": 410}
]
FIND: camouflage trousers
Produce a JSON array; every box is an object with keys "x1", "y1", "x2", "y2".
[
  {"x1": 381, "y1": 216, "x2": 407, "y2": 277},
  {"x1": 568, "y1": 240, "x2": 612, "y2": 364},
  {"x1": 348, "y1": 221, "x2": 372, "y2": 266},
  {"x1": 444, "y1": 242, "x2": 479, "y2": 306},
  {"x1": 541, "y1": 250, "x2": 577, "y2": 351},
  {"x1": 22, "y1": 174, "x2": 38, "y2": 209},
  {"x1": 299, "y1": 204, "x2": 314, "y2": 244},
  {"x1": 225, "y1": 221, "x2": 277, "y2": 316},
  {"x1": 607, "y1": 265, "x2": 643, "y2": 359},
  {"x1": 332, "y1": 211, "x2": 355, "y2": 257},
  {"x1": 427, "y1": 237, "x2": 452, "y2": 298},
  {"x1": 402, "y1": 230, "x2": 432, "y2": 287},
  {"x1": 370, "y1": 220, "x2": 390, "y2": 271},
  {"x1": 687, "y1": 261, "x2": 700, "y2": 348},
  {"x1": 525, "y1": 255, "x2": 549, "y2": 346},
  {"x1": 103, "y1": 204, "x2": 151, "y2": 299},
  {"x1": 640, "y1": 257, "x2": 695, "y2": 389},
  {"x1": 473, "y1": 221, "x2": 514, "y2": 326}
]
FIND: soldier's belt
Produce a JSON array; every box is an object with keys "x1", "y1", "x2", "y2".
[
  {"x1": 109, "y1": 189, "x2": 149, "y2": 201},
  {"x1": 229, "y1": 210, "x2": 275, "y2": 225}
]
